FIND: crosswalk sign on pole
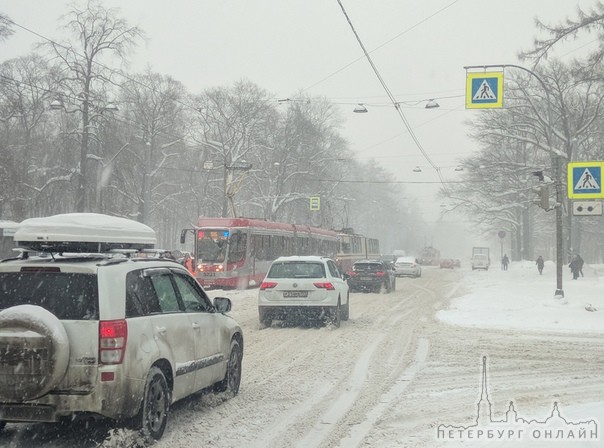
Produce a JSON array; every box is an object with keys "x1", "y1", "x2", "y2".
[
  {"x1": 567, "y1": 161, "x2": 604, "y2": 199},
  {"x1": 466, "y1": 72, "x2": 504, "y2": 109},
  {"x1": 309, "y1": 196, "x2": 320, "y2": 211}
]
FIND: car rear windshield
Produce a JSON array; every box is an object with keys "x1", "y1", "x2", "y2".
[
  {"x1": 267, "y1": 262, "x2": 326, "y2": 278},
  {"x1": 0, "y1": 272, "x2": 99, "y2": 320},
  {"x1": 352, "y1": 263, "x2": 382, "y2": 272}
]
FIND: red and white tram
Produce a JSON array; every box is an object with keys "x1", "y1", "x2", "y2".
[
  {"x1": 335, "y1": 229, "x2": 381, "y2": 273},
  {"x1": 181, "y1": 217, "x2": 339, "y2": 289}
]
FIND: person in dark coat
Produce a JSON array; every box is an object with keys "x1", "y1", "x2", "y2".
[
  {"x1": 536, "y1": 256, "x2": 544, "y2": 275},
  {"x1": 501, "y1": 254, "x2": 509, "y2": 271},
  {"x1": 576, "y1": 254, "x2": 584, "y2": 277},
  {"x1": 569, "y1": 255, "x2": 580, "y2": 280}
]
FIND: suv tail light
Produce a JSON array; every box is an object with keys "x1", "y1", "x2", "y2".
[
  {"x1": 99, "y1": 320, "x2": 128, "y2": 365},
  {"x1": 313, "y1": 282, "x2": 335, "y2": 290},
  {"x1": 347, "y1": 271, "x2": 357, "y2": 276},
  {"x1": 375, "y1": 271, "x2": 386, "y2": 276},
  {"x1": 260, "y1": 281, "x2": 278, "y2": 290}
]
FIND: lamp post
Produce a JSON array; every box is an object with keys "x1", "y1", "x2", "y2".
[{"x1": 464, "y1": 64, "x2": 564, "y2": 298}]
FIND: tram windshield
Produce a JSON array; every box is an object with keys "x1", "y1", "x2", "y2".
[{"x1": 196, "y1": 229, "x2": 228, "y2": 263}]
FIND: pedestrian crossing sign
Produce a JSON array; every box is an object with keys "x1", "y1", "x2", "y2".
[
  {"x1": 466, "y1": 72, "x2": 504, "y2": 109},
  {"x1": 567, "y1": 161, "x2": 604, "y2": 199}
]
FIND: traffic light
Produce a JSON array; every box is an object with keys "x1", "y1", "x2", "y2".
[{"x1": 532, "y1": 185, "x2": 550, "y2": 210}]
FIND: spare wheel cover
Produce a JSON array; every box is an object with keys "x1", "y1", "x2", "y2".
[{"x1": 0, "y1": 305, "x2": 70, "y2": 401}]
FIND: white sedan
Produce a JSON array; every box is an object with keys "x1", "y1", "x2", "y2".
[{"x1": 394, "y1": 256, "x2": 422, "y2": 278}]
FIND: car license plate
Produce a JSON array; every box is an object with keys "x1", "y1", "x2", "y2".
[
  {"x1": 283, "y1": 290, "x2": 308, "y2": 298},
  {"x1": 203, "y1": 272, "x2": 215, "y2": 276},
  {"x1": 361, "y1": 277, "x2": 373, "y2": 281}
]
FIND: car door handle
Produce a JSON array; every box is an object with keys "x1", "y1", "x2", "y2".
[
  {"x1": 156, "y1": 326, "x2": 167, "y2": 335},
  {"x1": 191, "y1": 322, "x2": 201, "y2": 330}
]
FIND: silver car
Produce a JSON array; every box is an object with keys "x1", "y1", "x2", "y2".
[{"x1": 394, "y1": 256, "x2": 422, "y2": 278}]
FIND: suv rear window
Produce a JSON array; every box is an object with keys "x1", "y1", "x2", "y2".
[
  {"x1": 267, "y1": 262, "x2": 326, "y2": 278},
  {"x1": 0, "y1": 272, "x2": 99, "y2": 320},
  {"x1": 352, "y1": 263, "x2": 382, "y2": 272}
]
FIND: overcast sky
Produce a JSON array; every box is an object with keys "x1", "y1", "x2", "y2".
[{"x1": 2, "y1": 0, "x2": 601, "y2": 228}]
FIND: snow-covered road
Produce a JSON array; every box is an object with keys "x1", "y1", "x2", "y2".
[{"x1": 2, "y1": 265, "x2": 602, "y2": 447}]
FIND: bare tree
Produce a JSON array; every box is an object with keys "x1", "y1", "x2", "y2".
[
  {"x1": 0, "y1": 55, "x2": 63, "y2": 220},
  {"x1": 43, "y1": 0, "x2": 143, "y2": 212},
  {"x1": 0, "y1": 13, "x2": 15, "y2": 43}
]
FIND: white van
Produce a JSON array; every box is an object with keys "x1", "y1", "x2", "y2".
[{"x1": 471, "y1": 254, "x2": 490, "y2": 270}]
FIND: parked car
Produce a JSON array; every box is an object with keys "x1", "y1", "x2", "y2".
[
  {"x1": 440, "y1": 258, "x2": 455, "y2": 269},
  {"x1": 471, "y1": 254, "x2": 490, "y2": 270},
  {"x1": 347, "y1": 259, "x2": 396, "y2": 293},
  {"x1": 394, "y1": 256, "x2": 422, "y2": 278},
  {"x1": 258, "y1": 256, "x2": 349, "y2": 328},
  {"x1": 0, "y1": 213, "x2": 243, "y2": 440}
]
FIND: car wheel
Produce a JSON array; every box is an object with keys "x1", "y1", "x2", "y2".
[
  {"x1": 331, "y1": 299, "x2": 341, "y2": 328},
  {"x1": 341, "y1": 295, "x2": 350, "y2": 321},
  {"x1": 214, "y1": 339, "x2": 242, "y2": 395},
  {"x1": 258, "y1": 308, "x2": 272, "y2": 329},
  {"x1": 134, "y1": 366, "x2": 170, "y2": 440},
  {"x1": 0, "y1": 305, "x2": 70, "y2": 401}
]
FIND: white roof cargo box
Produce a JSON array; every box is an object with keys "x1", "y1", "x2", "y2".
[{"x1": 13, "y1": 213, "x2": 156, "y2": 253}]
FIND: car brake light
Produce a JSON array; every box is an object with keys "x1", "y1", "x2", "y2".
[
  {"x1": 313, "y1": 282, "x2": 335, "y2": 290},
  {"x1": 99, "y1": 320, "x2": 128, "y2": 365},
  {"x1": 375, "y1": 271, "x2": 386, "y2": 276},
  {"x1": 347, "y1": 271, "x2": 357, "y2": 276},
  {"x1": 260, "y1": 281, "x2": 278, "y2": 290}
]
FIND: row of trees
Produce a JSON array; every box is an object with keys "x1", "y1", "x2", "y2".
[
  {"x1": 444, "y1": 4, "x2": 604, "y2": 263},
  {"x1": 0, "y1": 2, "x2": 421, "y2": 252}
]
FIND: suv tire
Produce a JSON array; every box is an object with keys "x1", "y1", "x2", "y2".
[
  {"x1": 214, "y1": 339, "x2": 242, "y2": 395},
  {"x1": 0, "y1": 305, "x2": 70, "y2": 401},
  {"x1": 333, "y1": 299, "x2": 341, "y2": 327},
  {"x1": 135, "y1": 367, "x2": 170, "y2": 440},
  {"x1": 341, "y1": 296, "x2": 350, "y2": 321}
]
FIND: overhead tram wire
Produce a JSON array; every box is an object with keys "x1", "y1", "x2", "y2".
[
  {"x1": 301, "y1": 0, "x2": 460, "y2": 94},
  {"x1": 1, "y1": 16, "x2": 282, "y2": 124},
  {"x1": 335, "y1": 0, "x2": 450, "y2": 194}
]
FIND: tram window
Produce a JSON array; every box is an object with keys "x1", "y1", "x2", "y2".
[{"x1": 229, "y1": 232, "x2": 247, "y2": 262}]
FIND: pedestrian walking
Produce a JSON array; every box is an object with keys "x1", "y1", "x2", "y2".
[
  {"x1": 536, "y1": 255, "x2": 544, "y2": 275},
  {"x1": 569, "y1": 255, "x2": 580, "y2": 280},
  {"x1": 577, "y1": 254, "x2": 585, "y2": 277},
  {"x1": 501, "y1": 254, "x2": 509, "y2": 271}
]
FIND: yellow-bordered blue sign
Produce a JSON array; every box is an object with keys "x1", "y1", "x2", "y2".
[
  {"x1": 567, "y1": 161, "x2": 603, "y2": 199},
  {"x1": 466, "y1": 72, "x2": 504, "y2": 109}
]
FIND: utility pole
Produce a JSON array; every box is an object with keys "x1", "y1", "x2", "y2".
[{"x1": 464, "y1": 64, "x2": 564, "y2": 298}]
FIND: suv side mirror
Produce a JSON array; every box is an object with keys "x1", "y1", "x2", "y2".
[{"x1": 214, "y1": 297, "x2": 232, "y2": 313}]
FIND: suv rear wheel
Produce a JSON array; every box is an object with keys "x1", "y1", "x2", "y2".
[
  {"x1": 214, "y1": 339, "x2": 242, "y2": 395},
  {"x1": 330, "y1": 299, "x2": 341, "y2": 328},
  {"x1": 341, "y1": 295, "x2": 350, "y2": 321},
  {"x1": 134, "y1": 367, "x2": 170, "y2": 440}
]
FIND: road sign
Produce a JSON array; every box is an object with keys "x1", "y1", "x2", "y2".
[
  {"x1": 309, "y1": 196, "x2": 320, "y2": 211},
  {"x1": 572, "y1": 201, "x2": 603, "y2": 216},
  {"x1": 498, "y1": 230, "x2": 506, "y2": 239},
  {"x1": 567, "y1": 161, "x2": 604, "y2": 199},
  {"x1": 466, "y1": 72, "x2": 504, "y2": 109}
]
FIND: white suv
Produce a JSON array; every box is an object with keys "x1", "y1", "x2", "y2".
[
  {"x1": 258, "y1": 256, "x2": 349, "y2": 328},
  {"x1": 0, "y1": 213, "x2": 243, "y2": 440}
]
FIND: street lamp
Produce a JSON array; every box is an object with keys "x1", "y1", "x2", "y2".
[{"x1": 464, "y1": 64, "x2": 564, "y2": 299}]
